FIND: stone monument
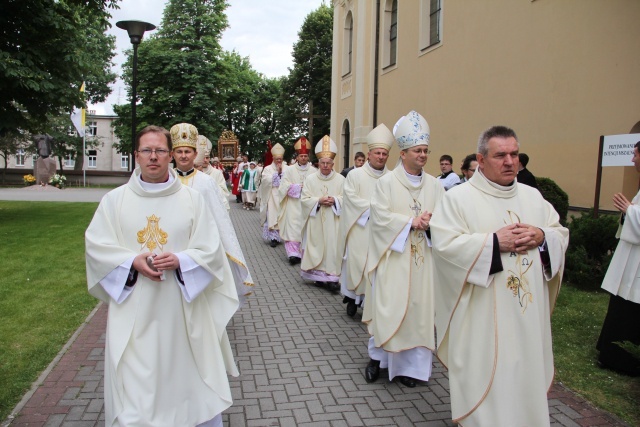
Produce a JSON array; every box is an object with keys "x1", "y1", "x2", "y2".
[{"x1": 33, "y1": 134, "x2": 57, "y2": 185}]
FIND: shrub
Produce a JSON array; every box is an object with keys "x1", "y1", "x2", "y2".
[
  {"x1": 537, "y1": 177, "x2": 569, "y2": 225},
  {"x1": 564, "y1": 210, "x2": 619, "y2": 290}
]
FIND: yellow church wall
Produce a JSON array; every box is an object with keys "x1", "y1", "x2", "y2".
[{"x1": 332, "y1": 0, "x2": 640, "y2": 210}]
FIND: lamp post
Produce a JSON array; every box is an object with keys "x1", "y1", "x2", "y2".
[{"x1": 116, "y1": 20, "x2": 156, "y2": 171}]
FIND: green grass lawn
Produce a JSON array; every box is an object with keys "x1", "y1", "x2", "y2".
[
  {"x1": 0, "y1": 201, "x2": 99, "y2": 421},
  {"x1": 552, "y1": 284, "x2": 640, "y2": 425},
  {"x1": 0, "y1": 200, "x2": 638, "y2": 424}
]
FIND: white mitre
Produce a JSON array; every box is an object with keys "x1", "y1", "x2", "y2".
[
  {"x1": 271, "y1": 143, "x2": 285, "y2": 158},
  {"x1": 393, "y1": 111, "x2": 430, "y2": 150},
  {"x1": 315, "y1": 135, "x2": 337, "y2": 159},
  {"x1": 195, "y1": 135, "x2": 213, "y2": 164},
  {"x1": 367, "y1": 124, "x2": 394, "y2": 151}
]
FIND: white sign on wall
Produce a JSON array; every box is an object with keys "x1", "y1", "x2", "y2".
[{"x1": 601, "y1": 134, "x2": 640, "y2": 167}]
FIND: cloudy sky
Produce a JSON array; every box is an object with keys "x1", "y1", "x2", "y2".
[{"x1": 91, "y1": 0, "x2": 327, "y2": 114}]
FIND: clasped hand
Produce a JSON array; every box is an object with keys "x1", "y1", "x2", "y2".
[
  {"x1": 133, "y1": 252, "x2": 179, "y2": 282},
  {"x1": 412, "y1": 211, "x2": 432, "y2": 230},
  {"x1": 319, "y1": 196, "x2": 335, "y2": 207},
  {"x1": 496, "y1": 223, "x2": 544, "y2": 254}
]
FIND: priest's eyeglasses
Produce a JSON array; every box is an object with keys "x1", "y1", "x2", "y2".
[{"x1": 137, "y1": 149, "x2": 171, "y2": 157}]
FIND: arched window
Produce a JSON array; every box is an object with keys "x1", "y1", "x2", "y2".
[
  {"x1": 420, "y1": 0, "x2": 442, "y2": 50},
  {"x1": 383, "y1": 0, "x2": 398, "y2": 68},
  {"x1": 342, "y1": 12, "x2": 353, "y2": 76},
  {"x1": 342, "y1": 119, "x2": 351, "y2": 168}
]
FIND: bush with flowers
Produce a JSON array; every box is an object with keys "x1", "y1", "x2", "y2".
[
  {"x1": 49, "y1": 174, "x2": 67, "y2": 189},
  {"x1": 23, "y1": 174, "x2": 37, "y2": 186}
]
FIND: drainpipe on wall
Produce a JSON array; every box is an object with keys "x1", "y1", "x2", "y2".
[{"x1": 373, "y1": 0, "x2": 380, "y2": 127}]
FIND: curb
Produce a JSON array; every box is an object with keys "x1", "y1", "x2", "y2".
[{"x1": 1, "y1": 302, "x2": 103, "y2": 427}]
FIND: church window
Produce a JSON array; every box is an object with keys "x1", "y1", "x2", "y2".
[
  {"x1": 420, "y1": 0, "x2": 442, "y2": 50},
  {"x1": 121, "y1": 154, "x2": 129, "y2": 169},
  {"x1": 386, "y1": 0, "x2": 398, "y2": 67},
  {"x1": 342, "y1": 12, "x2": 354, "y2": 76}
]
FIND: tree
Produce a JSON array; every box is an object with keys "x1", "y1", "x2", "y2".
[
  {"x1": 0, "y1": 130, "x2": 31, "y2": 184},
  {"x1": 43, "y1": 114, "x2": 102, "y2": 173},
  {"x1": 282, "y1": 4, "x2": 333, "y2": 147},
  {"x1": 217, "y1": 51, "x2": 288, "y2": 160},
  {"x1": 0, "y1": 0, "x2": 118, "y2": 136},
  {"x1": 113, "y1": 0, "x2": 229, "y2": 154}
]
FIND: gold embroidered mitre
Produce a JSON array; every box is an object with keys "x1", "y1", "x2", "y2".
[
  {"x1": 170, "y1": 123, "x2": 198, "y2": 150},
  {"x1": 314, "y1": 135, "x2": 337, "y2": 160}
]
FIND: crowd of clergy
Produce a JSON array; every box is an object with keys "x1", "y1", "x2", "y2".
[
  {"x1": 84, "y1": 110, "x2": 639, "y2": 426},
  {"x1": 257, "y1": 110, "x2": 573, "y2": 427}
]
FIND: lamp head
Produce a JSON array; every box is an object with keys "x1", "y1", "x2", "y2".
[{"x1": 116, "y1": 20, "x2": 156, "y2": 45}]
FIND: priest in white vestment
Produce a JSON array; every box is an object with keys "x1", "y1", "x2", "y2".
[
  {"x1": 197, "y1": 134, "x2": 231, "y2": 206},
  {"x1": 85, "y1": 126, "x2": 239, "y2": 427},
  {"x1": 431, "y1": 125, "x2": 569, "y2": 427},
  {"x1": 171, "y1": 123, "x2": 254, "y2": 303},
  {"x1": 278, "y1": 136, "x2": 317, "y2": 265},
  {"x1": 300, "y1": 136, "x2": 344, "y2": 290},
  {"x1": 597, "y1": 140, "x2": 640, "y2": 376},
  {"x1": 337, "y1": 124, "x2": 393, "y2": 317},
  {"x1": 259, "y1": 143, "x2": 288, "y2": 247},
  {"x1": 363, "y1": 111, "x2": 444, "y2": 388}
]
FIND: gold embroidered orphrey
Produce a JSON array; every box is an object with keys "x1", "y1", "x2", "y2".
[
  {"x1": 137, "y1": 214, "x2": 168, "y2": 252},
  {"x1": 504, "y1": 210, "x2": 534, "y2": 313},
  {"x1": 409, "y1": 198, "x2": 425, "y2": 268}
]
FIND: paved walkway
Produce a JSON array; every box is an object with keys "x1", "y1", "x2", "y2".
[{"x1": 1, "y1": 190, "x2": 630, "y2": 426}]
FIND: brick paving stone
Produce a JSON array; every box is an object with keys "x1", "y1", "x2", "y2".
[{"x1": 1, "y1": 194, "x2": 632, "y2": 427}]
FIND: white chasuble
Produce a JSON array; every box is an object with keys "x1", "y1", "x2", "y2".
[
  {"x1": 366, "y1": 167, "x2": 444, "y2": 351},
  {"x1": 203, "y1": 165, "x2": 231, "y2": 202},
  {"x1": 300, "y1": 171, "x2": 345, "y2": 275},
  {"x1": 259, "y1": 163, "x2": 287, "y2": 228},
  {"x1": 338, "y1": 163, "x2": 389, "y2": 297},
  {"x1": 430, "y1": 170, "x2": 568, "y2": 427},
  {"x1": 177, "y1": 169, "x2": 255, "y2": 302},
  {"x1": 277, "y1": 163, "x2": 317, "y2": 242},
  {"x1": 601, "y1": 190, "x2": 640, "y2": 303},
  {"x1": 86, "y1": 169, "x2": 239, "y2": 427}
]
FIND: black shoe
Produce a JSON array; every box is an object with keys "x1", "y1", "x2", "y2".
[
  {"x1": 329, "y1": 282, "x2": 340, "y2": 292},
  {"x1": 398, "y1": 376, "x2": 417, "y2": 388},
  {"x1": 346, "y1": 300, "x2": 357, "y2": 317},
  {"x1": 365, "y1": 359, "x2": 380, "y2": 383},
  {"x1": 270, "y1": 239, "x2": 278, "y2": 248},
  {"x1": 314, "y1": 281, "x2": 325, "y2": 287},
  {"x1": 288, "y1": 256, "x2": 301, "y2": 265}
]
